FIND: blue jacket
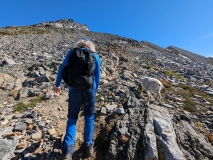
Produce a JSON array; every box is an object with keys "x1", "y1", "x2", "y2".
[{"x1": 55, "y1": 48, "x2": 101, "y2": 92}]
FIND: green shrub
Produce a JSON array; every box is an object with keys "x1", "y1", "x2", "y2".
[
  {"x1": 153, "y1": 67, "x2": 160, "y2": 71},
  {"x1": 176, "y1": 84, "x2": 213, "y2": 113},
  {"x1": 96, "y1": 94, "x2": 102, "y2": 101},
  {"x1": 194, "y1": 120, "x2": 213, "y2": 145},
  {"x1": 157, "y1": 79, "x2": 172, "y2": 91},
  {"x1": 14, "y1": 102, "x2": 27, "y2": 113},
  {"x1": 14, "y1": 96, "x2": 43, "y2": 112},
  {"x1": 163, "y1": 70, "x2": 184, "y2": 80},
  {"x1": 163, "y1": 70, "x2": 173, "y2": 76},
  {"x1": 142, "y1": 65, "x2": 152, "y2": 69},
  {"x1": 145, "y1": 58, "x2": 151, "y2": 62},
  {"x1": 137, "y1": 85, "x2": 143, "y2": 93},
  {"x1": 183, "y1": 98, "x2": 198, "y2": 112}
]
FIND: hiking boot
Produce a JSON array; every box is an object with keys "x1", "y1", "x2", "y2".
[
  {"x1": 62, "y1": 145, "x2": 74, "y2": 160},
  {"x1": 85, "y1": 143, "x2": 93, "y2": 156},
  {"x1": 63, "y1": 153, "x2": 72, "y2": 160}
]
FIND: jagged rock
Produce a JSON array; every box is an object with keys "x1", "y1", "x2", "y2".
[
  {"x1": 106, "y1": 104, "x2": 117, "y2": 112},
  {"x1": 16, "y1": 142, "x2": 27, "y2": 149},
  {"x1": 9, "y1": 85, "x2": 22, "y2": 99},
  {"x1": 185, "y1": 70, "x2": 197, "y2": 76},
  {"x1": 0, "y1": 74, "x2": 14, "y2": 90},
  {"x1": 32, "y1": 132, "x2": 42, "y2": 140},
  {"x1": 114, "y1": 107, "x2": 125, "y2": 114},
  {"x1": 149, "y1": 105, "x2": 185, "y2": 160},
  {"x1": 21, "y1": 118, "x2": 33, "y2": 124},
  {"x1": 14, "y1": 122, "x2": 27, "y2": 132},
  {"x1": 0, "y1": 126, "x2": 14, "y2": 138},
  {"x1": 1, "y1": 57, "x2": 16, "y2": 67},
  {"x1": 35, "y1": 19, "x2": 89, "y2": 31},
  {"x1": 43, "y1": 92, "x2": 54, "y2": 100},
  {"x1": 0, "y1": 138, "x2": 19, "y2": 159},
  {"x1": 100, "y1": 107, "x2": 107, "y2": 115},
  {"x1": 0, "y1": 118, "x2": 9, "y2": 125},
  {"x1": 127, "y1": 97, "x2": 139, "y2": 108},
  {"x1": 106, "y1": 99, "x2": 148, "y2": 160},
  {"x1": 48, "y1": 127, "x2": 56, "y2": 135},
  {"x1": 19, "y1": 87, "x2": 29, "y2": 98},
  {"x1": 209, "y1": 106, "x2": 213, "y2": 111},
  {"x1": 173, "y1": 114, "x2": 213, "y2": 160},
  {"x1": 145, "y1": 122, "x2": 158, "y2": 160}
]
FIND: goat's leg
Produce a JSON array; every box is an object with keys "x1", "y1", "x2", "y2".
[{"x1": 155, "y1": 92, "x2": 162, "y2": 104}]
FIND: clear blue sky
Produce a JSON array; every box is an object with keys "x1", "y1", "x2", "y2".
[{"x1": 0, "y1": 0, "x2": 213, "y2": 57}]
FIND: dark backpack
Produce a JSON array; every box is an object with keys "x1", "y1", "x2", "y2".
[{"x1": 62, "y1": 48, "x2": 95, "y2": 90}]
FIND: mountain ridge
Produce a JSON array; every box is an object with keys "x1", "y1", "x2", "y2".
[{"x1": 0, "y1": 19, "x2": 212, "y2": 60}]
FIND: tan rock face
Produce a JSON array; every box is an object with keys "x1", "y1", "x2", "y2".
[
  {"x1": 32, "y1": 132, "x2": 42, "y2": 140},
  {"x1": 0, "y1": 74, "x2": 14, "y2": 90},
  {"x1": 27, "y1": 124, "x2": 33, "y2": 130},
  {"x1": 9, "y1": 85, "x2": 22, "y2": 98},
  {"x1": 16, "y1": 142, "x2": 27, "y2": 149},
  {"x1": 48, "y1": 127, "x2": 56, "y2": 135}
]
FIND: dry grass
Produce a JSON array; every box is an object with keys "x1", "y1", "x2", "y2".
[
  {"x1": 162, "y1": 70, "x2": 184, "y2": 80},
  {"x1": 194, "y1": 120, "x2": 213, "y2": 145},
  {"x1": 175, "y1": 84, "x2": 213, "y2": 113},
  {"x1": 0, "y1": 27, "x2": 50, "y2": 36},
  {"x1": 14, "y1": 96, "x2": 43, "y2": 112},
  {"x1": 158, "y1": 79, "x2": 172, "y2": 89}
]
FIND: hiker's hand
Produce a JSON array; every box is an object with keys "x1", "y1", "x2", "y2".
[{"x1": 54, "y1": 86, "x2": 61, "y2": 96}]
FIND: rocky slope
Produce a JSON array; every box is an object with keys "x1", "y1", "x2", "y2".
[
  {"x1": 0, "y1": 19, "x2": 213, "y2": 160},
  {"x1": 167, "y1": 46, "x2": 212, "y2": 64}
]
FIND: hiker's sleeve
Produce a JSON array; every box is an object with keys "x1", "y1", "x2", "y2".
[
  {"x1": 94, "y1": 54, "x2": 101, "y2": 92},
  {"x1": 55, "y1": 50, "x2": 72, "y2": 87}
]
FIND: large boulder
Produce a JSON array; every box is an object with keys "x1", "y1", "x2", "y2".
[
  {"x1": 149, "y1": 105, "x2": 185, "y2": 160},
  {"x1": 173, "y1": 114, "x2": 213, "y2": 160},
  {"x1": 0, "y1": 138, "x2": 19, "y2": 159}
]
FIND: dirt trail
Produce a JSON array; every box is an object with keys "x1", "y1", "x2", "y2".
[{"x1": 39, "y1": 91, "x2": 109, "y2": 160}]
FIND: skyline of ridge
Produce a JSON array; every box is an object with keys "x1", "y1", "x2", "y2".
[{"x1": 0, "y1": 0, "x2": 212, "y2": 58}]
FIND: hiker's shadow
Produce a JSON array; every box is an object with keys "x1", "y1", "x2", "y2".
[{"x1": 72, "y1": 143, "x2": 91, "y2": 160}]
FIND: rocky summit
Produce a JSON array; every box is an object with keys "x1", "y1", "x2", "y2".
[{"x1": 0, "y1": 19, "x2": 213, "y2": 160}]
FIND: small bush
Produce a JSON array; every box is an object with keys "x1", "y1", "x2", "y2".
[
  {"x1": 198, "y1": 81, "x2": 205, "y2": 86},
  {"x1": 142, "y1": 65, "x2": 152, "y2": 69},
  {"x1": 162, "y1": 70, "x2": 184, "y2": 80},
  {"x1": 203, "y1": 128, "x2": 213, "y2": 145},
  {"x1": 183, "y1": 98, "x2": 198, "y2": 112},
  {"x1": 15, "y1": 102, "x2": 27, "y2": 113},
  {"x1": 153, "y1": 67, "x2": 160, "y2": 71},
  {"x1": 194, "y1": 120, "x2": 213, "y2": 145},
  {"x1": 14, "y1": 96, "x2": 43, "y2": 112},
  {"x1": 145, "y1": 58, "x2": 151, "y2": 62},
  {"x1": 137, "y1": 85, "x2": 143, "y2": 93},
  {"x1": 96, "y1": 94, "x2": 102, "y2": 101},
  {"x1": 163, "y1": 70, "x2": 173, "y2": 76},
  {"x1": 176, "y1": 84, "x2": 213, "y2": 113},
  {"x1": 175, "y1": 75, "x2": 184, "y2": 80},
  {"x1": 158, "y1": 79, "x2": 172, "y2": 89}
]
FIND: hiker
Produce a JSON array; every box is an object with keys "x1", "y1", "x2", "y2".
[{"x1": 54, "y1": 38, "x2": 101, "y2": 160}]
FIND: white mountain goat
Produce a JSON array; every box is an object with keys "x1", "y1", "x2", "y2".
[{"x1": 137, "y1": 77, "x2": 165, "y2": 103}]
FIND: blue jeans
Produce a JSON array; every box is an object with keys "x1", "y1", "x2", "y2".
[{"x1": 62, "y1": 87, "x2": 96, "y2": 154}]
